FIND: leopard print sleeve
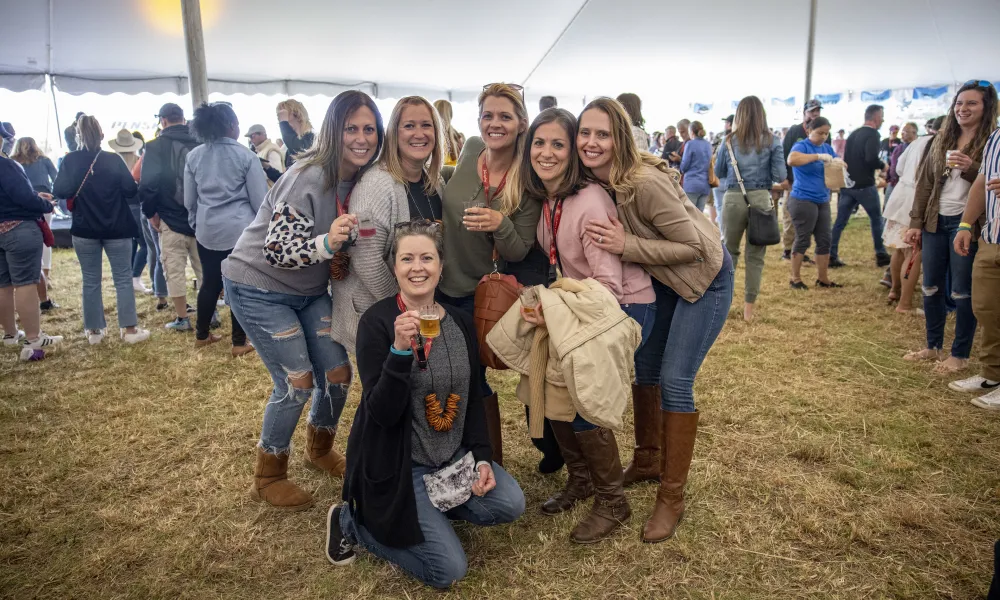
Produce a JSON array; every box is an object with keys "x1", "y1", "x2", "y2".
[{"x1": 263, "y1": 201, "x2": 333, "y2": 269}]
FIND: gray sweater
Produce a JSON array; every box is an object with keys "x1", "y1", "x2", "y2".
[
  {"x1": 409, "y1": 314, "x2": 472, "y2": 468},
  {"x1": 222, "y1": 161, "x2": 352, "y2": 296},
  {"x1": 329, "y1": 165, "x2": 432, "y2": 352}
]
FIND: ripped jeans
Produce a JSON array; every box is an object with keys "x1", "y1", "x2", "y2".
[
  {"x1": 921, "y1": 214, "x2": 978, "y2": 359},
  {"x1": 224, "y1": 278, "x2": 351, "y2": 454}
]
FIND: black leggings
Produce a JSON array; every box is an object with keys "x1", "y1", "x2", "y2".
[{"x1": 196, "y1": 243, "x2": 245, "y2": 345}]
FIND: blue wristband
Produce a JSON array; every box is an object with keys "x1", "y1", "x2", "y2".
[
  {"x1": 390, "y1": 345, "x2": 413, "y2": 356},
  {"x1": 323, "y1": 234, "x2": 334, "y2": 254}
]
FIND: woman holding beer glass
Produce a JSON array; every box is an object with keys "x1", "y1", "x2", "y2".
[
  {"x1": 578, "y1": 97, "x2": 734, "y2": 544},
  {"x1": 326, "y1": 220, "x2": 525, "y2": 588},
  {"x1": 519, "y1": 107, "x2": 657, "y2": 543},
  {"x1": 438, "y1": 83, "x2": 543, "y2": 466},
  {"x1": 903, "y1": 80, "x2": 998, "y2": 373},
  {"x1": 222, "y1": 91, "x2": 384, "y2": 510},
  {"x1": 330, "y1": 96, "x2": 446, "y2": 352}
]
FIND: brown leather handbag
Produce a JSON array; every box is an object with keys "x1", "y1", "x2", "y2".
[{"x1": 473, "y1": 248, "x2": 521, "y2": 370}]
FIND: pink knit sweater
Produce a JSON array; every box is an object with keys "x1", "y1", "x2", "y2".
[{"x1": 536, "y1": 182, "x2": 654, "y2": 304}]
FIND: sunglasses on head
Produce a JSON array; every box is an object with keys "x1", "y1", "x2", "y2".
[
  {"x1": 394, "y1": 218, "x2": 442, "y2": 231},
  {"x1": 482, "y1": 82, "x2": 525, "y2": 101},
  {"x1": 965, "y1": 80, "x2": 995, "y2": 89}
]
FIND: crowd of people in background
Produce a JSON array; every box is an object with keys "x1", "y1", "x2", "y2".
[{"x1": 1, "y1": 79, "x2": 998, "y2": 591}]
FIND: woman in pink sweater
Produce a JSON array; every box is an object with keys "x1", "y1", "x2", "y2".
[{"x1": 518, "y1": 108, "x2": 656, "y2": 545}]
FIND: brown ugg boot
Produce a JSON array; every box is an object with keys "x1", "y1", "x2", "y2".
[
  {"x1": 248, "y1": 449, "x2": 314, "y2": 510},
  {"x1": 304, "y1": 423, "x2": 346, "y2": 477},
  {"x1": 642, "y1": 410, "x2": 699, "y2": 543},
  {"x1": 623, "y1": 384, "x2": 662, "y2": 486},
  {"x1": 483, "y1": 393, "x2": 504, "y2": 466},
  {"x1": 569, "y1": 427, "x2": 631, "y2": 544},
  {"x1": 541, "y1": 420, "x2": 594, "y2": 515}
]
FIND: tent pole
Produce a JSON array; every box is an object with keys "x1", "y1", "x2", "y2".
[
  {"x1": 804, "y1": 0, "x2": 817, "y2": 104},
  {"x1": 521, "y1": 0, "x2": 591, "y2": 87},
  {"x1": 180, "y1": 0, "x2": 209, "y2": 109},
  {"x1": 49, "y1": 75, "x2": 62, "y2": 151}
]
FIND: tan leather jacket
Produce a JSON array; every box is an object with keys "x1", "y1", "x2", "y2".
[
  {"x1": 486, "y1": 278, "x2": 640, "y2": 431},
  {"x1": 615, "y1": 164, "x2": 723, "y2": 302}
]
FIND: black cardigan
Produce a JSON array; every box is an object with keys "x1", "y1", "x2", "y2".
[{"x1": 342, "y1": 296, "x2": 492, "y2": 549}]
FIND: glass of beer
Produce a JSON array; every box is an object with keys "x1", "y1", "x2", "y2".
[
  {"x1": 519, "y1": 286, "x2": 539, "y2": 316},
  {"x1": 419, "y1": 305, "x2": 441, "y2": 338}
]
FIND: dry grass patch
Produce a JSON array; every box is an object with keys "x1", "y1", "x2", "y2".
[{"x1": 1, "y1": 219, "x2": 998, "y2": 599}]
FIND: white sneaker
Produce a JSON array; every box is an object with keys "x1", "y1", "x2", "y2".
[
  {"x1": 970, "y1": 387, "x2": 1000, "y2": 411},
  {"x1": 26, "y1": 332, "x2": 63, "y2": 349},
  {"x1": 2, "y1": 330, "x2": 25, "y2": 346},
  {"x1": 948, "y1": 375, "x2": 1000, "y2": 393},
  {"x1": 133, "y1": 277, "x2": 150, "y2": 293},
  {"x1": 120, "y1": 328, "x2": 150, "y2": 344},
  {"x1": 86, "y1": 329, "x2": 106, "y2": 345}
]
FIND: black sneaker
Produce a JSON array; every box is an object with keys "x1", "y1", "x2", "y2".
[
  {"x1": 829, "y1": 257, "x2": 847, "y2": 268},
  {"x1": 781, "y1": 250, "x2": 791, "y2": 261},
  {"x1": 876, "y1": 253, "x2": 892, "y2": 267},
  {"x1": 186, "y1": 303, "x2": 196, "y2": 314},
  {"x1": 325, "y1": 505, "x2": 357, "y2": 566},
  {"x1": 803, "y1": 254, "x2": 815, "y2": 265},
  {"x1": 789, "y1": 280, "x2": 809, "y2": 290},
  {"x1": 156, "y1": 301, "x2": 169, "y2": 311},
  {"x1": 816, "y1": 279, "x2": 843, "y2": 288},
  {"x1": 537, "y1": 453, "x2": 565, "y2": 475},
  {"x1": 39, "y1": 299, "x2": 59, "y2": 311}
]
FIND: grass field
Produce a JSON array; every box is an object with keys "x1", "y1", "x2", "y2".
[{"x1": 1, "y1": 219, "x2": 998, "y2": 600}]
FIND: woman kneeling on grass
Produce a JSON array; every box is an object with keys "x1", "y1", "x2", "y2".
[{"x1": 326, "y1": 221, "x2": 525, "y2": 589}]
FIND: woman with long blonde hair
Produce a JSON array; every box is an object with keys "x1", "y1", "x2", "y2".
[
  {"x1": 330, "y1": 95, "x2": 446, "y2": 351},
  {"x1": 433, "y1": 99, "x2": 465, "y2": 166},
  {"x1": 438, "y1": 82, "x2": 541, "y2": 467},
  {"x1": 276, "y1": 98, "x2": 315, "y2": 168},
  {"x1": 11, "y1": 137, "x2": 61, "y2": 308},
  {"x1": 579, "y1": 97, "x2": 733, "y2": 545}
]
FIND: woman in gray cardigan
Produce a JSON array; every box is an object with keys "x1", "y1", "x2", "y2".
[{"x1": 330, "y1": 96, "x2": 445, "y2": 352}]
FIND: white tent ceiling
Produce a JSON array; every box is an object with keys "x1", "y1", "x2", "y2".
[{"x1": 2, "y1": 0, "x2": 999, "y2": 103}]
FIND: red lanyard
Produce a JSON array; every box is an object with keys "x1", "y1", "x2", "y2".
[
  {"x1": 542, "y1": 198, "x2": 564, "y2": 267},
  {"x1": 336, "y1": 189, "x2": 353, "y2": 217},
  {"x1": 396, "y1": 294, "x2": 433, "y2": 361},
  {"x1": 480, "y1": 156, "x2": 509, "y2": 207}
]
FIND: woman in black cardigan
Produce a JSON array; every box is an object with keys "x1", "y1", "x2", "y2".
[{"x1": 325, "y1": 220, "x2": 524, "y2": 589}]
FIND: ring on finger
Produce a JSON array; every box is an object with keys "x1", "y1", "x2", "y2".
[{"x1": 599, "y1": 235, "x2": 604, "y2": 244}]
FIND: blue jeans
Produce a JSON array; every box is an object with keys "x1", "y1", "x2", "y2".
[
  {"x1": 224, "y1": 278, "x2": 351, "y2": 453},
  {"x1": 713, "y1": 187, "x2": 726, "y2": 235},
  {"x1": 129, "y1": 204, "x2": 147, "y2": 278},
  {"x1": 435, "y1": 290, "x2": 493, "y2": 397},
  {"x1": 634, "y1": 247, "x2": 734, "y2": 412},
  {"x1": 73, "y1": 236, "x2": 138, "y2": 331},
  {"x1": 141, "y1": 217, "x2": 167, "y2": 297},
  {"x1": 688, "y1": 193, "x2": 709, "y2": 212},
  {"x1": 340, "y1": 449, "x2": 525, "y2": 589},
  {"x1": 572, "y1": 300, "x2": 657, "y2": 432},
  {"x1": 831, "y1": 186, "x2": 888, "y2": 260},
  {"x1": 921, "y1": 214, "x2": 978, "y2": 358}
]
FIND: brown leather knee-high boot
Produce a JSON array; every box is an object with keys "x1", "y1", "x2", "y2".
[
  {"x1": 642, "y1": 410, "x2": 698, "y2": 543},
  {"x1": 541, "y1": 420, "x2": 594, "y2": 515},
  {"x1": 623, "y1": 384, "x2": 662, "y2": 486},
  {"x1": 569, "y1": 427, "x2": 631, "y2": 544},
  {"x1": 483, "y1": 393, "x2": 503, "y2": 466}
]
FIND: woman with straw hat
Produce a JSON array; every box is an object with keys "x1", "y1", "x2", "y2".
[{"x1": 109, "y1": 128, "x2": 152, "y2": 294}]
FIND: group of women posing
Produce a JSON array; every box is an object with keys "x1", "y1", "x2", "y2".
[{"x1": 221, "y1": 84, "x2": 733, "y2": 589}]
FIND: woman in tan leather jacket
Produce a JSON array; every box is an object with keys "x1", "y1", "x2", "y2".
[{"x1": 578, "y1": 97, "x2": 734, "y2": 545}]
